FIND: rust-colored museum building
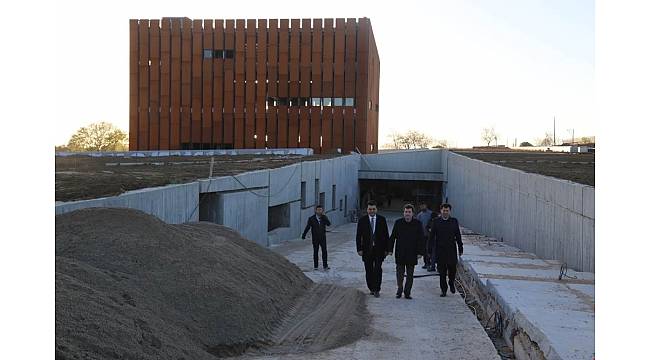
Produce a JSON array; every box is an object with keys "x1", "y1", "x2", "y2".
[{"x1": 129, "y1": 17, "x2": 380, "y2": 153}]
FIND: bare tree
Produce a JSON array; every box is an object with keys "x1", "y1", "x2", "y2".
[
  {"x1": 383, "y1": 130, "x2": 435, "y2": 149},
  {"x1": 536, "y1": 132, "x2": 554, "y2": 147},
  {"x1": 401, "y1": 130, "x2": 433, "y2": 149},
  {"x1": 65, "y1": 122, "x2": 128, "y2": 151},
  {"x1": 481, "y1": 127, "x2": 497, "y2": 146},
  {"x1": 577, "y1": 136, "x2": 595, "y2": 144},
  {"x1": 432, "y1": 139, "x2": 448, "y2": 148},
  {"x1": 387, "y1": 131, "x2": 402, "y2": 149}
]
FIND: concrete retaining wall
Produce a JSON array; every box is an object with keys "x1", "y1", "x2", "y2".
[
  {"x1": 359, "y1": 149, "x2": 446, "y2": 181},
  {"x1": 55, "y1": 154, "x2": 360, "y2": 248},
  {"x1": 445, "y1": 152, "x2": 595, "y2": 272},
  {"x1": 54, "y1": 183, "x2": 200, "y2": 224}
]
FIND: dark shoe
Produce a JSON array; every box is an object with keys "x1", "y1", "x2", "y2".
[
  {"x1": 396, "y1": 291, "x2": 402, "y2": 299},
  {"x1": 450, "y1": 283, "x2": 456, "y2": 294},
  {"x1": 314, "y1": 267, "x2": 318, "y2": 270},
  {"x1": 324, "y1": 266, "x2": 330, "y2": 271},
  {"x1": 421, "y1": 264, "x2": 428, "y2": 269},
  {"x1": 374, "y1": 292, "x2": 380, "y2": 298},
  {"x1": 404, "y1": 294, "x2": 412, "y2": 300},
  {"x1": 427, "y1": 266, "x2": 435, "y2": 272},
  {"x1": 440, "y1": 292, "x2": 447, "y2": 297}
]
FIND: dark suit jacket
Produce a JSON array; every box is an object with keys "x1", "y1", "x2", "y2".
[
  {"x1": 389, "y1": 218, "x2": 425, "y2": 265},
  {"x1": 302, "y1": 214, "x2": 331, "y2": 243},
  {"x1": 356, "y1": 214, "x2": 390, "y2": 262},
  {"x1": 430, "y1": 216, "x2": 463, "y2": 265}
]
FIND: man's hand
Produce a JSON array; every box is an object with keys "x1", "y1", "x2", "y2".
[
  {"x1": 459, "y1": 248, "x2": 463, "y2": 256},
  {"x1": 357, "y1": 251, "x2": 363, "y2": 256},
  {"x1": 301, "y1": 235, "x2": 306, "y2": 240}
]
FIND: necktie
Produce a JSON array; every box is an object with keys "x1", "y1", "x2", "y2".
[{"x1": 371, "y1": 217, "x2": 375, "y2": 234}]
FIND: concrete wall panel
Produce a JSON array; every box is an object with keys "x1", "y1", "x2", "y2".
[
  {"x1": 55, "y1": 183, "x2": 200, "y2": 224},
  {"x1": 219, "y1": 190, "x2": 268, "y2": 246},
  {"x1": 582, "y1": 187, "x2": 595, "y2": 219},
  {"x1": 268, "y1": 163, "x2": 301, "y2": 207},
  {"x1": 446, "y1": 152, "x2": 595, "y2": 273}
]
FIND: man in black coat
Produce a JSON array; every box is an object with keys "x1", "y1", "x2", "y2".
[
  {"x1": 356, "y1": 200, "x2": 390, "y2": 298},
  {"x1": 302, "y1": 205, "x2": 331, "y2": 270},
  {"x1": 388, "y1": 204, "x2": 425, "y2": 299},
  {"x1": 429, "y1": 203, "x2": 463, "y2": 297}
]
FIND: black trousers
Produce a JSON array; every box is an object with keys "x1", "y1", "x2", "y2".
[
  {"x1": 428, "y1": 239, "x2": 437, "y2": 267},
  {"x1": 396, "y1": 264, "x2": 415, "y2": 296},
  {"x1": 363, "y1": 255, "x2": 384, "y2": 292},
  {"x1": 313, "y1": 239, "x2": 328, "y2": 268},
  {"x1": 438, "y1": 262, "x2": 457, "y2": 293},
  {"x1": 423, "y1": 237, "x2": 431, "y2": 266}
]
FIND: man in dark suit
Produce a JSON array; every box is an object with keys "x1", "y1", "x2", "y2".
[
  {"x1": 356, "y1": 200, "x2": 390, "y2": 298},
  {"x1": 388, "y1": 204, "x2": 425, "y2": 299},
  {"x1": 429, "y1": 203, "x2": 463, "y2": 297},
  {"x1": 302, "y1": 205, "x2": 331, "y2": 270}
]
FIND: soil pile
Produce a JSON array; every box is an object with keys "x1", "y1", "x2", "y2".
[{"x1": 56, "y1": 208, "x2": 368, "y2": 359}]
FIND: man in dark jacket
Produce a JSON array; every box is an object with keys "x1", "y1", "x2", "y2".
[
  {"x1": 430, "y1": 203, "x2": 463, "y2": 297},
  {"x1": 302, "y1": 205, "x2": 331, "y2": 270},
  {"x1": 388, "y1": 204, "x2": 425, "y2": 299},
  {"x1": 356, "y1": 200, "x2": 390, "y2": 298}
]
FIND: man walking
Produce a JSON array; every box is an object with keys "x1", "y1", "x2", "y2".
[
  {"x1": 388, "y1": 204, "x2": 425, "y2": 300},
  {"x1": 302, "y1": 205, "x2": 331, "y2": 270},
  {"x1": 356, "y1": 200, "x2": 390, "y2": 298},
  {"x1": 430, "y1": 203, "x2": 463, "y2": 297},
  {"x1": 416, "y1": 202, "x2": 434, "y2": 271}
]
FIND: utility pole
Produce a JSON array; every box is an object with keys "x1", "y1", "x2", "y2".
[
  {"x1": 553, "y1": 116, "x2": 556, "y2": 146},
  {"x1": 567, "y1": 128, "x2": 575, "y2": 145}
]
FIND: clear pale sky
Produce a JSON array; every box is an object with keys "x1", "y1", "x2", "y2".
[{"x1": 55, "y1": 0, "x2": 594, "y2": 148}]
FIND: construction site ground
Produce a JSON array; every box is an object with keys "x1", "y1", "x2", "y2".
[
  {"x1": 247, "y1": 212, "x2": 501, "y2": 360},
  {"x1": 457, "y1": 230, "x2": 595, "y2": 360}
]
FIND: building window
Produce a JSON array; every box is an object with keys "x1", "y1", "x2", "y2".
[
  {"x1": 323, "y1": 98, "x2": 332, "y2": 106},
  {"x1": 268, "y1": 203, "x2": 291, "y2": 231},
  {"x1": 314, "y1": 179, "x2": 320, "y2": 207},
  {"x1": 332, "y1": 185, "x2": 336, "y2": 210},
  {"x1": 311, "y1": 98, "x2": 321, "y2": 106},
  {"x1": 334, "y1": 98, "x2": 343, "y2": 106},
  {"x1": 345, "y1": 97, "x2": 355, "y2": 106},
  {"x1": 301, "y1": 181, "x2": 307, "y2": 208},
  {"x1": 204, "y1": 49, "x2": 234, "y2": 59}
]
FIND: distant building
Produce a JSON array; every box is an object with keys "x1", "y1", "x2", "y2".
[{"x1": 129, "y1": 17, "x2": 380, "y2": 153}]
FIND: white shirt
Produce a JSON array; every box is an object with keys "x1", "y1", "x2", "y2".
[{"x1": 370, "y1": 215, "x2": 376, "y2": 234}]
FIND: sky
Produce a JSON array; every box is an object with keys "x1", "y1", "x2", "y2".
[{"x1": 55, "y1": 0, "x2": 594, "y2": 148}]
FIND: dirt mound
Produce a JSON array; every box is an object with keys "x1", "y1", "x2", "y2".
[{"x1": 56, "y1": 208, "x2": 368, "y2": 359}]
